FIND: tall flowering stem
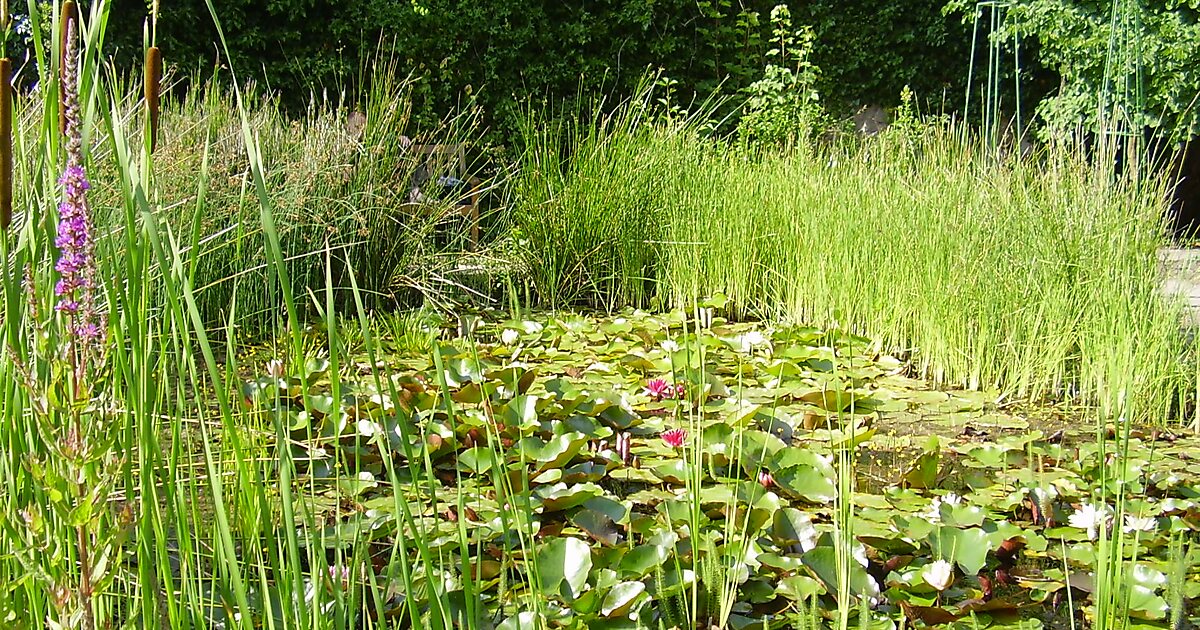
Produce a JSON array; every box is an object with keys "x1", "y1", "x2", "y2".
[
  {"x1": 55, "y1": 17, "x2": 102, "y2": 389},
  {"x1": 58, "y1": 0, "x2": 77, "y2": 136},
  {"x1": 55, "y1": 17, "x2": 101, "y2": 630}
]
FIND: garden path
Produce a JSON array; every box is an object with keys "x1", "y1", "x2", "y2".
[{"x1": 1160, "y1": 247, "x2": 1200, "y2": 327}]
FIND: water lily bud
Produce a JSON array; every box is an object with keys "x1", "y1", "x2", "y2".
[
  {"x1": 757, "y1": 470, "x2": 775, "y2": 489},
  {"x1": 921, "y1": 559, "x2": 954, "y2": 591},
  {"x1": 266, "y1": 359, "x2": 285, "y2": 378}
]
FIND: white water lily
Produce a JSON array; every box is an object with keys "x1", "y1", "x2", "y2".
[
  {"x1": 1068, "y1": 502, "x2": 1113, "y2": 540},
  {"x1": 922, "y1": 493, "x2": 961, "y2": 524},
  {"x1": 1122, "y1": 514, "x2": 1157, "y2": 533},
  {"x1": 853, "y1": 542, "x2": 869, "y2": 568},
  {"x1": 660, "y1": 339, "x2": 680, "y2": 353},
  {"x1": 791, "y1": 513, "x2": 819, "y2": 552},
  {"x1": 734, "y1": 330, "x2": 770, "y2": 354},
  {"x1": 500, "y1": 328, "x2": 519, "y2": 346},
  {"x1": 921, "y1": 559, "x2": 954, "y2": 591}
]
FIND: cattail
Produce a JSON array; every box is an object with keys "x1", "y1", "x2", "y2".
[
  {"x1": 58, "y1": 0, "x2": 77, "y2": 136},
  {"x1": 0, "y1": 57, "x2": 10, "y2": 230},
  {"x1": 145, "y1": 46, "x2": 161, "y2": 152}
]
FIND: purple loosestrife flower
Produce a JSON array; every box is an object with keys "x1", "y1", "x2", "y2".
[{"x1": 53, "y1": 19, "x2": 101, "y2": 350}]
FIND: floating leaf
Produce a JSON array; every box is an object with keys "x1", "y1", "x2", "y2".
[
  {"x1": 536, "y1": 483, "x2": 604, "y2": 512},
  {"x1": 600, "y1": 581, "x2": 647, "y2": 618},
  {"x1": 571, "y1": 508, "x2": 621, "y2": 546},
  {"x1": 775, "y1": 574, "x2": 824, "y2": 601},
  {"x1": 536, "y1": 537, "x2": 593, "y2": 600},
  {"x1": 619, "y1": 544, "x2": 671, "y2": 577},
  {"x1": 773, "y1": 465, "x2": 837, "y2": 504},
  {"x1": 457, "y1": 447, "x2": 494, "y2": 474}
]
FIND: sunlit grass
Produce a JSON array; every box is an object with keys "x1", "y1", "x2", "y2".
[
  {"x1": 0, "y1": 2, "x2": 1194, "y2": 629},
  {"x1": 513, "y1": 98, "x2": 1188, "y2": 422}
]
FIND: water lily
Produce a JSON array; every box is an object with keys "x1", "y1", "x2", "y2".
[
  {"x1": 922, "y1": 492, "x2": 962, "y2": 524},
  {"x1": 266, "y1": 359, "x2": 285, "y2": 378},
  {"x1": 644, "y1": 378, "x2": 686, "y2": 401},
  {"x1": 757, "y1": 470, "x2": 775, "y2": 489},
  {"x1": 661, "y1": 428, "x2": 687, "y2": 449},
  {"x1": 644, "y1": 378, "x2": 671, "y2": 400},
  {"x1": 325, "y1": 563, "x2": 352, "y2": 591},
  {"x1": 500, "y1": 328, "x2": 519, "y2": 346},
  {"x1": 733, "y1": 330, "x2": 771, "y2": 354},
  {"x1": 1122, "y1": 514, "x2": 1156, "y2": 533},
  {"x1": 1068, "y1": 502, "x2": 1113, "y2": 540},
  {"x1": 660, "y1": 339, "x2": 680, "y2": 353},
  {"x1": 616, "y1": 432, "x2": 632, "y2": 466},
  {"x1": 922, "y1": 559, "x2": 954, "y2": 591}
]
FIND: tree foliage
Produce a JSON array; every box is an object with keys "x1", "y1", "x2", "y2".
[
  {"x1": 948, "y1": 0, "x2": 1200, "y2": 142},
  {"x1": 97, "y1": 0, "x2": 971, "y2": 137}
]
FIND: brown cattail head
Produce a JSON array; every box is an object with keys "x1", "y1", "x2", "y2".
[
  {"x1": 145, "y1": 46, "x2": 161, "y2": 152},
  {"x1": 0, "y1": 57, "x2": 10, "y2": 230},
  {"x1": 58, "y1": 0, "x2": 78, "y2": 136}
]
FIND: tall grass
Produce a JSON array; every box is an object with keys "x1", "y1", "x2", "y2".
[
  {"x1": 0, "y1": 2, "x2": 505, "y2": 628},
  {"x1": 513, "y1": 96, "x2": 1187, "y2": 422},
  {"x1": 84, "y1": 62, "x2": 488, "y2": 334},
  {"x1": 511, "y1": 91, "x2": 709, "y2": 311}
]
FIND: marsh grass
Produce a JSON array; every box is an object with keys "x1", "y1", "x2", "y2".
[
  {"x1": 84, "y1": 62, "x2": 493, "y2": 334},
  {"x1": 514, "y1": 94, "x2": 1187, "y2": 421}
]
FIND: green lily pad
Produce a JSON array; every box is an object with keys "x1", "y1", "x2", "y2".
[
  {"x1": 619, "y1": 543, "x2": 671, "y2": 577},
  {"x1": 536, "y1": 536, "x2": 593, "y2": 600},
  {"x1": 600, "y1": 581, "x2": 647, "y2": 618}
]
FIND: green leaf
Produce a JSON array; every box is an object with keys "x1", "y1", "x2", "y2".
[
  {"x1": 600, "y1": 581, "x2": 647, "y2": 617},
  {"x1": 497, "y1": 612, "x2": 542, "y2": 630},
  {"x1": 536, "y1": 537, "x2": 593, "y2": 600},
  {"x1": 772, "y1": 508, "x2": 818, "y2": 547},
  {"x1": 775, "y1": 574, "x2": 824, "y2": 601},
  {"x1": 458, "y1": 447, "x2": 494, "y2": 474},
  {"x1": 773, "y1": 465, "x2": 837, "y2": 504},
  {"x1": 619, "y1": 544, "x2": 671, "y2": 577}
]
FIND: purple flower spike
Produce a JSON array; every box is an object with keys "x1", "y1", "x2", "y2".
[{"x1": 53, "y1": 19, "x2": 102, "y2": 350}]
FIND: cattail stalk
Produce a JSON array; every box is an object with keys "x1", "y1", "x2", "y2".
[
  {"x1": 0, "y1": 57, "x2": 11, "y2": 230},
  {"x1": 145, "y1": 46, "x2": 161, "y2": 152},
  {"x1": 0, "y1": 0, "x2": 9, "y2": 228},
  {"x1": 58, "y1": 0, "x2": 77, "y2": 136}
]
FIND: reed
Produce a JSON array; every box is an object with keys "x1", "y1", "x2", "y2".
[{"x1": 513, "y1": 93, "x2": 1187, "y2": 422}]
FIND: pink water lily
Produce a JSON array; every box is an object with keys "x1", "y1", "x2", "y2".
[
  {"x1": 644, "y1": 378, "x2": 671, "y2": 400},
  {"x1": 644, "y1": 378, "x2": 687, "y2": 401},
  {"x1": 757, "y1": 470, "x2": 775, "y2": 489},
  {"x1": 662, "y1": 428, "x2": 687, "y2": 449}
]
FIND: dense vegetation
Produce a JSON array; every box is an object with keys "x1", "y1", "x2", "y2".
[
  {"x1": 0, "y1": 2, "x2": 1198, "y2": 629},
  {"x1": 100, "y1": 0, "x2": 973, "y2": 134}
]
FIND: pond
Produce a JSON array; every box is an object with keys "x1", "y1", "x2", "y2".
[{"x1": 232, "y1": 308, "x2": 1200, "y2": 628}]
